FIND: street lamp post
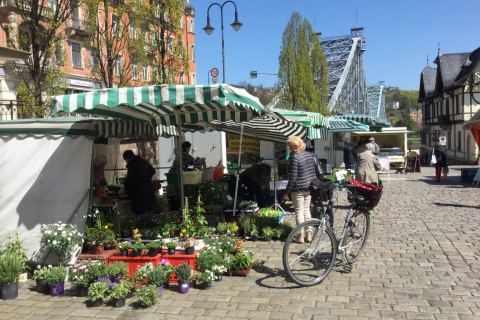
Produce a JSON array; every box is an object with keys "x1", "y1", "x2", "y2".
[
  {"x1": 203, "y1": 1, "x2": 242, "y2": 83},
  {"x1": 249, "y1": 71, "x2": 278, "y2": 78}
]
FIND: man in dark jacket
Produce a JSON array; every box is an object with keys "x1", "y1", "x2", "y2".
[
  {"x1": 343, "y1": 142, "x2": 357, "y2": 170},
  {"x1": 123, "y1": 150, "x2": 156, "y2": 215}
]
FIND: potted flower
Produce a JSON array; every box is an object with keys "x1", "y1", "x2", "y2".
[
  {"x1": 117, "y1": 241, "x2": 131, "y2": 256},
  {"x1": 0, "y1": 252, "x2": 25, "y2": 300},
  {"x1": 40, "y1": 222, "x2": 82, "y2": 263},
  {"x1": 88, "y1": 281, "x2": 108, "y2": 307},
  {"x1": 135, "y1": 285, "x2": 157, "y2": 308},
  {"x1": 33, "y1": 265, "x2": 51, "y2": 293},
  {"x1": 166, "y1": 241, "x2": 177, "y2": 255},
  {"x1": 44, "y1": 265, "x2": 68, "y2": 296},
  {"x1": 182, "y1": 238, "x2": 196, "y2": 255},
  {"x1": 108, "y1": 280, "x2": 131, "y2": 308},
  {"x1": 106, "y1": 262, "x2": 128, "y2": 281},
  {"x1": 131, "y1": 241, "x2": 145, "y2": 257},
  {"x1": 196, "y1": 248, "x2": 224, "y2": 273},
  {"x1": 229, "y1": 251, "x2": 255, "y2": 277},
  {"x1": 146, "y1": 240, "x2": 163, "y2": 257},
  {"x1": 175, "y1": 263, "x2": 192, "y2": 294},
  {"x1": 146, "y1": 265, "x2": 168, "y2": 296},
  {"x1": 72, "y1": 261, "x2": 109, "y2": 296},
  {"x1": 211, "y1": 265, "x2": 227, "y2": 281},
  {"x1": 193, "y1": 270, "x2": 214, "y2": 289}
]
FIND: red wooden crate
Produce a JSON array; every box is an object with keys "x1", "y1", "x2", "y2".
[
  {"x1": 78, "y1": 249, "x2": 119, "y2": 262},
  {"x1": 161, "y1": 249, "x2": 197, "y2": 282},
  {"x1": 108, "y1": 253, "x2": 162, "y2": 277}
]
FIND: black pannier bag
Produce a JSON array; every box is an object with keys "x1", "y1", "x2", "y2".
[{"x1": 309, "y1": 178, "x2": 334, "y2": 205}]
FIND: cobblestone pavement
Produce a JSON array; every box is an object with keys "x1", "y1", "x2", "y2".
[{"x1": 1, "y1": 167, "x2": 479, "y2": 320}]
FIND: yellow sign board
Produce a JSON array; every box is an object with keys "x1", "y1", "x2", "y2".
[{"x1": 227, "y1": 133, "x2": 260, "y2": 155}]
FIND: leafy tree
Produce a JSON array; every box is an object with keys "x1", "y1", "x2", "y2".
[
  {"x1": 236, "y1": 82, "x2": 275, "y2": 106},
  {"x1": 277, "y1": 12, "x2": 329, "y2": 114},
  {"x1": 141, "y1": 0, "x2": 189, "y2": 84},
  {"x1": 12, "y1": 0, "x2": 81, "y2": 117},
  {"x1": 84, "y1": 0, "x2": 144, "y2": 88}
]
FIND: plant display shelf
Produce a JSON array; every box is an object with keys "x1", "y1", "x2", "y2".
[
  {"x1": 78, "y1": 249, "x2": 119, "y2": 262},
  {"x1": 108, "y1": 253, "x2": 162, "y2": 277}
]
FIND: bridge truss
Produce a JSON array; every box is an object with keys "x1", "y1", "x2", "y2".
[
  {"x1": 320, "y1": 28, "x2": 368, "y2": 114},
  {"x1": 367, "y1": 82, "x2": 386, "y2": 121}
]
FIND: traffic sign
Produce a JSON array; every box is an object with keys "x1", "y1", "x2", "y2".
[
  {"x1": 212, "y1": 77, "x2": 218, "y2": 84},
  {"x1": 210, "y1": 68, "x2": 219, "y2": 78},
  {"x1": 439, "y1": 136, "x2": 446, "y2": 146}
]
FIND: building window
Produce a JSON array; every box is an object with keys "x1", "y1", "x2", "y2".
[
  {"x1": 179, "y1": 71, "x2": 184, "y2": 84},
  {"x1": 191, "y1": 73, "x2": 195, "y2": 84},
  {"x1": 142, "y1": 65, "x2": 149, "y2": 82},
  {"x1": 457, "y1": 131, "x2": 462, "y2": 152},
  {"x1": 48, "y1": 0, "x2": 57, "y2": 11},
  {"x1": 190, "y1": 45, "x2": 195, "y2": 62},
  {"x1": 447, "y1": 131, "x2": 451, "y2": 150},
  {"x1": 112, "y1": 15, "x2": 120, "y2": 36},
  {"x1": 190, "y1": 19, "x2": 194, "y2": 33},
  {"x1": 114, "y1": 55, "x2": 122, "y2": 76},
  {"x1": 89, "y1": 48, "x2": 99, "y2": 69},
  {"x1": 55, "y1": 45, "x2": 64, "y2": 65},
  {"x1": 167, "y1": 37, "x2": 173, "y2": 54},
  {"x1": 130, "y1": 25, "x2": 137, "y2": 40},
  {"x1": 131, "y1": 59, "x2": 138, "y2": 80},
  {"x1": 179, "y1": 16, "x2": 183, "y2": 29},
  {"x1": 71, "y1": 42, "x2": 82, "y2": 68},
  {"x1": 455, "y1": 95, "x2": 460, "y2": 114},
  {"x1": 446, "y1": 98, "x2": 450, "y2": 115}
]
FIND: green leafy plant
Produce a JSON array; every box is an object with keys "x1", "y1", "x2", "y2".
[
  {"x1": 2, "y1": 234, "x2": 27, "y2": 261},
  {"x1": 43, "y1": 265, "x2": 68, "y2": 285},
  {"x1": 229, "y1": 251, "x2": 255, "y2": 271},
  {"x1": 0, "y1": 252, "x2": 25, "y2": 284},
  {"x1": 108, "y1": 280, "x2": 131, "y2": 300},
  {"x1": 181, "y1": 238, "x2": 196, "y2": 249},
  {"x1": 262, "y1": 226, "x2": 274, "y2": 239},
  {"x1": 166, "y1": 242, "x2": 177, "y2": 250},
  {"x1": 88, "y1": 281, "x2": 108, "y2": 302},
  {"x1": 85, "y1": 227, "x2": 116, "y2": 246},
  {"x1": 117, "y1": 241, "x2": 132, "y2": 251},
  {"x1": 135, "y1": 285, "x2": 158, "y2": 306},
  {"x1": 132, "y1": 241, "x2": 145, "y2": 251},
  {"x1": 72, "y1": 261, "x2": 109, "y2": 288},
  {"x1": 146, "y1": 240, "x2": 163, "y2": 250},
  {"x1": 193, "y1": 270, "x2": 215, "y2": 285},
  {"x1": 175, "y1": 263, "x2": 192, "y2": 282},
  {"x1": 33, "y1": 265, "x2": 51, "y2": 281},
  {"x1": 196, "y1": 248, "x2": 225, "y2": 272},
  {"x1": 204, "y1": 235, "x2": 237, "y2": 255},
  {"x1": 147, "y1": 264, "x2": 168, "y2": 286},
  {"x1": 106, "y1": 262, "x2": 128, "y2": 279}
]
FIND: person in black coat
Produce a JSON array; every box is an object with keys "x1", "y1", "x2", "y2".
[
  {"x1": 123, "y1": 150, "x2": 156, "y2": 215},
  {"x1": 433, "y1": 145, "x2": 448, "y2": 182}
]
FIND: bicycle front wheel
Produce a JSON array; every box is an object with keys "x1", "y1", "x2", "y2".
[
  {"x1": 282, "y1": 219, "x2": 337, "y2": 287},
  {"x1": 341, "y1": 209, "x2": 370, "y2": 264}
]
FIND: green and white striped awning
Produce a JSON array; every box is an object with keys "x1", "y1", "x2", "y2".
[
  {"x1": 211, "y1": 112, "x2": 307, "y2": 144},
  {"x1": 0, "y1": 118, "x2": 161, "y2": 139},
  {"x1": 327, "y1": 117, "x2": 370, "y2": 132},
  {"x1": 273, "y1": 108, "x2": 327, "y2": 128},
  {"x1": 52, "y1": 84, "x2": 264, "y2": 128}
]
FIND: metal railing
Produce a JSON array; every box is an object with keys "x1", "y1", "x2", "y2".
[{"x1": 0, "y1": 100, "x2": 27, "y2": 120}]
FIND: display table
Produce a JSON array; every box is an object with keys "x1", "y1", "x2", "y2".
[
  {"x1": 78, "y1": 249, "x2": 119, "y2": 262},
  {"x1": 108, "y1": 253, "x2": 163, "y2": 277}
]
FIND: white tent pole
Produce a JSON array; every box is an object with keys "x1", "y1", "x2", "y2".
[{"x1": 232, "y1": 122, "x2": 244, "y2": 216}]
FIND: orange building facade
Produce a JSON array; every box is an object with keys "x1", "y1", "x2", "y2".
[{"x1": 0, "y1": 0, "x2": 196, "y2": 101}]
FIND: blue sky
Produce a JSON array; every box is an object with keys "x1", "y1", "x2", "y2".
[{"x1": 191, "y1": 0, "x2": 480, "y2": 90}]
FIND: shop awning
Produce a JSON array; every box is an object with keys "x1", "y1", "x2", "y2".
[
  {"x1": 326, "y1": 117, "x2": 370, "y2": 132},
  {"x1": 211, "y1": 112, "x2": 307, "y2": 144},
  {"x1": 465, "y1": 110, "x2": 480, "y2": 147},
  {"x1": 52, "y1": 84, "x2": 264, "y2": 128},
  {"x1": 273, "y1": 108, "x2": 327, "y2": 128},
  {"x1": 0, "y1": 117, "x2": 161, "y2": 139}
]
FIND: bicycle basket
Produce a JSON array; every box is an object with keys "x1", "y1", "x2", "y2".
[
  {"x1": 347, "y1": 179, "x2": 383, "y2": 209},
  {"x1": 309, "y1": 178, "x2": 334, "y2": 205}
]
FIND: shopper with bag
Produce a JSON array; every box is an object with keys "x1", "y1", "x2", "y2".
[{"x1": 431, "y1": 144, "x2": 447, "y2": 182}]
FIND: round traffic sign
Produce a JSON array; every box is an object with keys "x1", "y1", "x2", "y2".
[{"x1": 210, "y1": 68, "x2": 219, "y2": 78}]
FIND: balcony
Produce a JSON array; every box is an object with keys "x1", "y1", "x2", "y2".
[{"x1": 66, "y1": 18, "x2": 89, "y2": 37}]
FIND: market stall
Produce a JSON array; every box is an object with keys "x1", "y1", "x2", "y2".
[{"x1": 0, "y1": 117, "x2": 161, "y2": 260}]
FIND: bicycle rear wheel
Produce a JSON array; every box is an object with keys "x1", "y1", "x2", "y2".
[
  {"x1": 341, "y1": 209, "x2": 370, "y2": 264},
  {"x1": 282, "y1": 219, "x2": 337, "y2": 287}
]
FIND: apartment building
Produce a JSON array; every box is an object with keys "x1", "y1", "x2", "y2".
[
  {"x1": 419, "y1": 47, "x2": 480, "y2": 164},
  {"x1": 0, "y1": 0, "x2": 196, "y2": 117}
]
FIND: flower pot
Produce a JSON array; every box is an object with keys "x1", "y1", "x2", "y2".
[
  {"x1": 76, "y1": 285, "x2": 88, "y2": 297},
  {"x1": 121, "y1": 228, "x2": 131, "y2": 238},
  {"x1": 132, "y1": 249, "x2": 142, "y2": 257},
  {"x1": 177, "y1": 280, "x2": 190, "y2": 294},
  {"x1": 156, "y1": 285, "x2": 164, "y2": 297},
  {"x1": 105, "y1": 243, "x2": 116, "y2": 250},
  {"x1": 0, "y1": 282, "x2": 18, "y2": 300},
  {"x1": 126, "y1": 290, "x2": 134, "y2": 299},
  {"x1": 93, "y1": 245, "x2": 104, "y2": 254},
  {"x1": 148, "y1": 248, "x2": 159, "y2": 257},
  {"x1": 195, "y1": 282, "x2": 211, "y2": 290},
  {"x1": 167, "y1": 248, "x2": 175, "y2": 255},
  {"x1": 36, "y1": 279, "x2": 49, "y2": 293},
  {"x1": 89, "y1": 299, "x2": 103, "y2": 307},
  {"x1": 215, "y1": 275, "x2": 222, "y2": 282},
  {"x1": 184, "y1": 246, "x2": 194, "y2": 255},
  {"x1": 230, "y1": 268, "x2": 251, "y2": 277},
  {"x1": 120, "y1": 249, "x2": 129, "y2": 256},
  {"x1": 49, "y1": 282, "x2": 65, "y2": 296},
  {"x1": 113, "y1": 297, "x2": 126, "y2": 308}
]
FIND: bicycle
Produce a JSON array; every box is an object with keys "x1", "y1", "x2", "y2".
[{"x1": 282, "y1": 179, "x2": 382, "y2": 287}]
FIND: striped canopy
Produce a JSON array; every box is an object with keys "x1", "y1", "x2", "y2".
[
  {"x1": 0, "y1": 117, "x2": 160, "y2": 139},
  {"x1": 273, "y1": 108, "x2": 327, "y2": 128},
  {"x1": 327, "y1": 117, "x2": 370, "y2": 132},
  {"x1": 52, "y1": 84, "x2": 264, "y2": 128},
  {"x1": 211, "y1": 112, "x2": 307, "y2": 144}
]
